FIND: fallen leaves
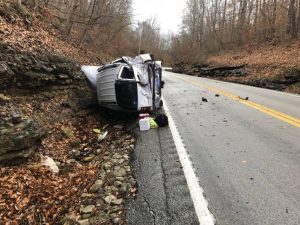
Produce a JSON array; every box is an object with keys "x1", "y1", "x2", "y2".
[
  {"x1": 1, "y1": 164, "x2": 98, "y2": 224},
  {"x1": 205, "y1": 41, "x2": 300, "y2": 94},
  {"x1": 0, "y1": 10, "x2": 105, "y2": 65},
  {"x1": 0, "y1": 93, "x2": 104, "y2": 224}
]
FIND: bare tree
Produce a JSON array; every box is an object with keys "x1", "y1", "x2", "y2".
[
  {"x1": 271, "y1": 0, "x2": 278, "y2": 36},
  {"x1": 167, "y1": 0, "x2": 299, "y2": 63},
  {"x1": 297, "y1": 0, "x2": 300, "y2": 35},
  {"x1": 287, "y1": 0, "x2": 297, "y2": 37}
]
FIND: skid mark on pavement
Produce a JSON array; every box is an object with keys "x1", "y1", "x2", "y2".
[{"x1": 171, "y1": 74, "x2": 300, "y2": 128}]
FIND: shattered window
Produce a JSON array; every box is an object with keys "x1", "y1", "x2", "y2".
[{"x1": 120, "y1": 67, "x2": 134, "y2": 79}]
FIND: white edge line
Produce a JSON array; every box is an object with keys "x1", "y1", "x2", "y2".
[{"x1": 162, "y1": 97, "x2": 215, "y2": 225}]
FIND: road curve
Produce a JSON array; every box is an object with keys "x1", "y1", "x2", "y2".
[{"x1": 162, "y1": 71, "x2": 300, "y2": 225}]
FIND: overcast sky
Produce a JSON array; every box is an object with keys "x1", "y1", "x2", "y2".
[{"x1": 133, "y1": 0, "x2": 187, "y2": 34}]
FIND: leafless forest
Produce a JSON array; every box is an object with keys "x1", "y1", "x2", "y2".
[
  {"x1": 6, "y1": 0, "x2": 300, "y2": 64},
  {"x1": 170, "y1": 0, "x2": 300, "y2": 63}
]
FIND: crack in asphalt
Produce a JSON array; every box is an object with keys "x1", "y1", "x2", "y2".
[
  {"x1": 142, "y1": 195, "x2": 156, "y2": 225},
  {"x1": 158, "y1": 129, "x2": 172, "y2": 224},
  {"x1": 135, "y1": 149, "x2": 157, "y2": 224}
]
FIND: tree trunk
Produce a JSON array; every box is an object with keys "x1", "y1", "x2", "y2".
[
  {"x1": 287, "y1": 0, "x2": 297, "y2": 38},
  {"x1": 254, "y1": 0, "x2": 259, "y2": 30},
  {"x1": 231, "y1": 0, "x2": 237, "y2": 43},
  {"x1": 197, "y1": 0, "x2": 205, "y2": 50},
  {"x1": 80, "y1": 0, "x2": 98, "y2": 45},
  {"x1": 65, "y1": 0, "x2": 79, "y2": 36},
  {"x1": 297, "y1": 0, "x2": 300, "y2": 35},
  {"x1": 238, "y1": 0, "x2": 248, "y2": 45},
  {"x1": 271, "y1": 0, "x2": 277, "y2": 38},
  {"x1": 222, "y1": 0, "x2": 227, "y2": 33}
]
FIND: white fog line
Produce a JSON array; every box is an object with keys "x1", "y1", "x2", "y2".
[{"x1": 162, "y1": 98, "x2": 215, "y2": 225}]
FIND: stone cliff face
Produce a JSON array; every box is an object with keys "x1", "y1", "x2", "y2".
[
  {"x1": 0, "y1": 43, "x2": 84, "y2": 90},
  {"x1": 0, "y1": 115, "x2": 45, "y2": 165},
  {"x1": 0, "y1": 43, "x2": 92, "y2": 165}
]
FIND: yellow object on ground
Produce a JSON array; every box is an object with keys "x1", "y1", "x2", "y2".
[{"x1": 150, "y1": 118, "x2": 158, "y2": 129}]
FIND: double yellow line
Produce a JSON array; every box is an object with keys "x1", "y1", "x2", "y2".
[{"x1": 172, "y1": 75, "x2": 300, "y2": 128}]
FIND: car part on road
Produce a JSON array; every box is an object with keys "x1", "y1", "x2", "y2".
[
  {"x1": 202, "y1": 97, "x2": 208, "y2": 102},
  {"x1": 149, "y1": 118, "x2": 158, "y2": 129},
  {"x1": 139, "y1": 117, "x2": 150, "y2": 131},
  {"x1": 154, "y1": 114, "x2": 169, "y2": 127}
]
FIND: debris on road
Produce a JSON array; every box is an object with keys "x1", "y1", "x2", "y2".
[
  {"x1": 238, "y1": 96, "x2": 249, "y2": 101},
  {"x1": 202, "y1": 97, "x2": 209, "y2": 102},
  {"x1": 154, "y1": 114, "x2": 169, "y2": 127},
  {"x1": 150, "y1": 118, "x2": 159, "y2": 129},
  {"x1": 215, "y1": 94, "x2": 220, "y2": 97},
  {"x1": 139, "y1": 117, "x2": 151, "y2": 131},
  {"x1": 138, "y1": 113, "x2": 168, "y2": 131}
]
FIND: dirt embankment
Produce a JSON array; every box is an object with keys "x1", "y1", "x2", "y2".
[
  {"x1": 0, "y1": 4, "x2": 137, "y2": 225},
  {"x1": 172, "y1": 42, "x2": 300, "y2": 94}
]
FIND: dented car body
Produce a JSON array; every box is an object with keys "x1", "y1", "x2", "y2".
[{"x1": 81, "y1": 54, "x2": 164, "y2": 112}]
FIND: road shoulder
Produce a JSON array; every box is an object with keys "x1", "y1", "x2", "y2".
[{"x1": 127, "y1": 125, "x2": 199, "y2": 225}]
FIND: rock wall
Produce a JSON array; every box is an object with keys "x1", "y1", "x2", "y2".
[
  {"x1": 0, "y1": 43, "x2": 91, "y2": 165},
  {"x1": 0, "y1": 43, "x2": 84, "y2": 91},
  {"x1": 0, "y1": 115, "x2": 45, "y2": 165},
  {"x1": 171, "y1": 61, "x2": 300, "y2": 93}
]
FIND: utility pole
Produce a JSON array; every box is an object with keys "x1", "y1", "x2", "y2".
[{"x1": 138, "y1": 22, "x2": 144, "y2": 55}]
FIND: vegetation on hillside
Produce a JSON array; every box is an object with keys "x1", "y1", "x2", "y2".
[
  {"x1": 169, "y1": 0, "x2": 300, "y2": 63},
  {"x1": 167, "y1": 0, "x2": 300, "y2": 93}
]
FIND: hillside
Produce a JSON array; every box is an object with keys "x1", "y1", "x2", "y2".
[
  {"x1": 0, "y1": 2, "x2": 108, "y2": 64},
  {"x1": 172, "y1": 42, "x2": 300, "y2": 94},
  {"x1": 0, "y1": 3, "x2": 136, "y2": 224},
  {"x1": 206, "y1": 42, "x2": 300, "y2": 93}
]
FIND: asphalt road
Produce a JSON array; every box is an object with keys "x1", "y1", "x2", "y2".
[{"x1": 162, "y1": 71, "x2": 300, "y2": 225}]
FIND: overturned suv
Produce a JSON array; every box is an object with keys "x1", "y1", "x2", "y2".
[{"x1": 82, "y1": 54, "x2": 164, "y2": 112}]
